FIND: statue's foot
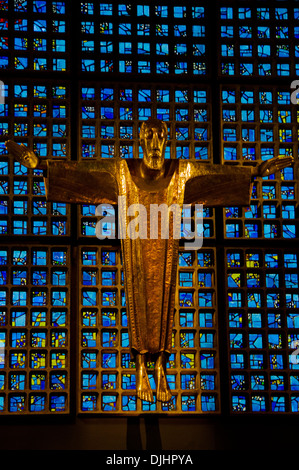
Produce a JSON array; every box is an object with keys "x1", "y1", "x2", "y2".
[
  {"x1": 155, "y1": 353, "x2": 172, "y2": 403},
  {"x1": 135, "y1": 354, "x2": 154, "y2": 403}
]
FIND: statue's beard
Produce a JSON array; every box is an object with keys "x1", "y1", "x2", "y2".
[
  {"x1": 148, "y1": 159, "x2": 163, "y2": 171},
  {"x1": 146, "y1": 152, "x2": 164, "y2": 170}
]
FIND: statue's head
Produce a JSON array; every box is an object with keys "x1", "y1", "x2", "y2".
[{"x1": 140, "y1": 118, "x2": 168, "y2": 171}]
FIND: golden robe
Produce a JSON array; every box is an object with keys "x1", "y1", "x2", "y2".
[{"x1": 44, "y1": 158, "x2": 253, "y2": 356}]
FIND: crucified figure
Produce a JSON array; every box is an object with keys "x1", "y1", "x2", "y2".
[{"x1": 6, "y1": 118, "x2": 293, "y2": 403}]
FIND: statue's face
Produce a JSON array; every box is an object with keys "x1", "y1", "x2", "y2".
[{"x1": 140, "y1": 121, "x2": 167, "y2": 171}]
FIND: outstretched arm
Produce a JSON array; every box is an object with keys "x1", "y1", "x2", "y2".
[
  {"x1": 5, "y1": 140, "x2": 118, "y2": 205},
  {"x1": 183, "y1": 162, "x2": 253, "y2": 206},
  {"x1": 183, "y1": 155, "x2": 294, "y2": 207}
]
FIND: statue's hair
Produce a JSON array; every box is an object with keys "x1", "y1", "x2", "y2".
[{"x1": 140, "y1": 118, "x2": 168, "y2": 139}]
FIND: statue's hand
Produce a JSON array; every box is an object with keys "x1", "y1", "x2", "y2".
[
  {"x1": 254, "y1": 155, "x2": 294, "y2": 178},
  {"x1": 5, "y1": 140, "x2": 40, "y2": 169}
]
